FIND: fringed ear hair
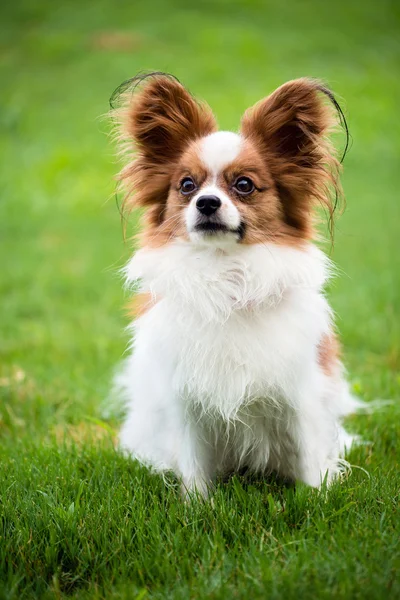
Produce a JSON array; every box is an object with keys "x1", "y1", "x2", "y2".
[
  {"x1": 110, "y1": 72, "x2": 217, "y2": 227},
  {"x1": 241, "y1": 78, "x2": 349, "y2": 241}
]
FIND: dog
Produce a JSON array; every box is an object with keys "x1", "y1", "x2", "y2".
[{"x1": 111, "y1": 72, "x2": 362, "y2": 496}]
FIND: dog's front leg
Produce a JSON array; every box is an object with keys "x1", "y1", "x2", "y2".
[
  {"x1": 276, "y1": 368, "x2": 342, "y2": 488},
  {"x1": 178, "y1": 418, "x2": 214, "y2": 499},
  {"x1": 118, "y1": 349, "x2": 187, "y2": 475},
  {"x1": 118, "y1": 357, "x2": 214, "y2": 496},
  {"x1": 291, "y1": 399, "x2": 341, "y2": 488}
]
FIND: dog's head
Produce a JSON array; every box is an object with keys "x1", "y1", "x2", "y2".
[{"x1": 112, "y1": 73, "x2": 346, "y2": 248}]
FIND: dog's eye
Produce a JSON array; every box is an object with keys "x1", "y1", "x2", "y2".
[
  {"x1": 233, "y1": 177, "x2": 255, "y2": 195},
  {"x1": 180, "y1": 177, "x2": 197, "y2": 195}
]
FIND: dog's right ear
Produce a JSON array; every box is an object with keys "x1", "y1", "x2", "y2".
[
  {"x1": 111, "y1": 73, "x2": 216, "y2": 219},
  {"x1": 122, "y1": 73, "x2": 216, "y2": 164}
]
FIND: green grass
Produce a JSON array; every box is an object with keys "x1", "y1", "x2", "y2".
[{"x1": 1, "y1": 0, "x2": 399, "y2": 598}]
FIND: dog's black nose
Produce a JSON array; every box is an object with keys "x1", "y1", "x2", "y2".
[{"x1": 196, "y1": 195, "x2": 221, "y2": 216}]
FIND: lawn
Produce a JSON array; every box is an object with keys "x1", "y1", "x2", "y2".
[{"x1": 0, "y1": 0, "x2": 399, "y2": 598}]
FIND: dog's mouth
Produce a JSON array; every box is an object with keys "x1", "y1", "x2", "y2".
[
  {"x1": 194, "y1": 221, "x2": 246, "y2": 239},
  {"x1": 194, "y1": 222, "x2": 230, "y2": 234}
]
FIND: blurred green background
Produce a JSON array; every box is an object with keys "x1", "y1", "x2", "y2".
[{"x1": 0, "y1": 1, "x2": 399, "y2": 597}]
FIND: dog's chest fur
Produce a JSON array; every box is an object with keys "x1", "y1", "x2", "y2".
[{"x1": 127, "y1": 241, "x2": 331, "y2": 419}]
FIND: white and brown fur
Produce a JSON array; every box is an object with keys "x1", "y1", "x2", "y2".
[{"x1": 111, "y1": 73, "x2": 362, "y2": 496}]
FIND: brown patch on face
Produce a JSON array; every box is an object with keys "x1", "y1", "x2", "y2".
[
  {"x1": 112, "y1": 73, "x2": 217, "y2": 245},
  {"x1": 214, "y1": 139, "x2": 296, "y2": 246},
  {"x1": 240, "y1": 78, "x2": 343, "y2": 244},
  {"x1": 137, "y1": 140, "x2": 211, "y2": 246},
  {"x1": 318, "y1": 332, "x2": 340, "y2": 376},
  {"x1": 125, "y1": 292, "x2": 156, "y2": 319}
]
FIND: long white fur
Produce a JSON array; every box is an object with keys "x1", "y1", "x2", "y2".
[
  {"x1": 116, "y1": 131, "x2": 361, "y2": 496},
  {"x1": 118, "y1": 241, "x2": 360, "y2": 492}
]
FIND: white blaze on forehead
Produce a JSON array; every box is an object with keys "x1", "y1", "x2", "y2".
[
  {"x1": 185, "y1": 131, "x2": 243, "y2": 245},
  {"x1": 200, "y1": 131, "x2": 243, "y2": 175}
]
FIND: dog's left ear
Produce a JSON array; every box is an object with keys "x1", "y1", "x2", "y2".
[{"x1": 241, "y1": 78, "x2": 343, "y2": 235}]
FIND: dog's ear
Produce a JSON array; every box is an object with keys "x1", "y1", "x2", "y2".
[
  {"x1": 112, "y1": 73, "x2": 217, "y2": 224},
  {"x1": 241, "y1": 78, "x2": 344, "y2": 237},
  {"x1": 124, "y1": 74, "x2": 216, "y2": 164}
]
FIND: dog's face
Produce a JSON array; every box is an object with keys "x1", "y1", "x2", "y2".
[
  {"x1": 114, "y1": 74, "x2": 342, "y2": 247},
  {"x1": 167, "y1": 132, "x2": 279, "y2": 246}
]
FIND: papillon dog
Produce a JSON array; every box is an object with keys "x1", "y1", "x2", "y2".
[{"x1": 111, "y1": 72, "x2": 362, "y2": 496}]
